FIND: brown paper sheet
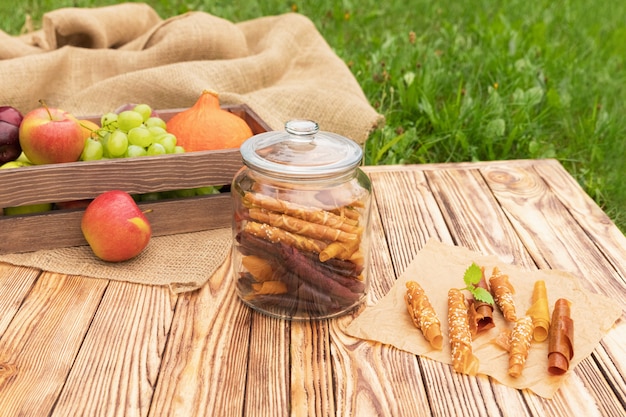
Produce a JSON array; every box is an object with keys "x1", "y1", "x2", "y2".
[{"x1": 345, "y1": 239, "x2": 623, "y2": 398}]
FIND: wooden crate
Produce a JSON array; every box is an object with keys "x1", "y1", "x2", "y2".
[{"x1": 0, "y1": 105, "x2": 271, "y2": 254}]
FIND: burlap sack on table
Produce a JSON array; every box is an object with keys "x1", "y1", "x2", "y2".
[{"x1": 0, "y1": 3, "x2": 383, "y2": 292}]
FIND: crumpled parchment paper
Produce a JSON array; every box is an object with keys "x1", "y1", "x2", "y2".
[{"x1": 345, "y1": 239, "x2": 623, "y2": 398}]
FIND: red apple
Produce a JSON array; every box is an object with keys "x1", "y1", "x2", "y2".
[
  {"x1": 0, "y1": 106, "x2": 24, "y2": 164},
  {"x1": 81, "y1": 190, "x2": 152, "y2": 262},
  {"x1": 19, "y1": 105, "x2": 84, "y2": 164}
]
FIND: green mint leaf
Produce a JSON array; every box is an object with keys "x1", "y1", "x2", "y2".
[
  {"x1": 463, "y1": 262, "x2": 483, "y2": 287},
  {"x1": 471, "y1": 287, "x2": 494, "y2": 305}
]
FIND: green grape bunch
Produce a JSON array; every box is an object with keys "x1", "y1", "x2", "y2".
[{"x1": 80, "y1": 103, "x2": 185, "y2": 161}]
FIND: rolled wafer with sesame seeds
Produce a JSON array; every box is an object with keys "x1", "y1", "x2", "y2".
[
  {"x1": 247, "y1": 207, "x2": 361, "y2": 244},
  {"x1": 242, "y1": 192, "x2": 361, "y2": 229},
  {"x1": 244, "y1": 221, "x2": 327, "y2": 254},
  {"x1": 447, "y1": 288, "x2": 479, "y2": 375},
  {"x1": 489, "y1": 267, "x2": 517, "y2": 322},
  {"x1": 508, "y1": 316, "x2": 534, "y2": 378},
  {"x1": 405, "y1": 281, "x2": 443, "y2": 350}
]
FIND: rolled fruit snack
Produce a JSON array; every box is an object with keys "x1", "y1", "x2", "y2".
[
  {"x1": 526, "y1": 280, "x2": 551, "y2": 342},
  {"x1": 467, "y1": 266, "x2": 496, "y2": 336},
  {"x1": 548, "y1": 298, "x2": 574, "y2": 375}
]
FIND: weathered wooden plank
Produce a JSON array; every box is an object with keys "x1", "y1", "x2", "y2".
[
  {"x1": 531, "y1": 159, "x2": 626, "y2": 287},
  {"x1": 0, "y1": 263, "x2": 40, "y2": 337},
  {"x1": 425, "y1": 164, "x2": 569, "y2": 414},
  {"x1": 367, "y1": 169, "x2": 512, "y2": 416},
  {"x1": 0, "y1": 272, "x2": 107, "y2": 416},
  {"x1": 0, "y1": 149, "x2": 242, "y2": 208},
  {"x1": 481, "y1": 161, "x2": 626, "y2": 414},
  {"x1": 331, "y1": 318, "x2": 432, "y2": 417},
  {"x1": 147, "y1": 256, "x2": 252, "y2": 417},
  {"x1": 425, "y1": 168, "x2": 536, "y2": 269},
  {"x1": 0, "y1": 193, "x2": 231, "y2": 254},
  {"x1": 325, "y1": 195, "x2": 430, "y2": 416},
  {"x1": 368, "y1": 170, "x2": 453, "y2": 275},
  {"x1": 290, "y1": 320, "x2": 335, "y2": 416},
  {"x1": 243, "y1": 313, "x2": 290, "y2": 417},
  {"x1": 363, "y1": 159, "x2": 538, "y2": 174},
  {"x1": 50, "y1": 281, "x2": 176, "y2": 417}
]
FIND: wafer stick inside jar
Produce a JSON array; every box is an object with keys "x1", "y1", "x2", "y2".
[{"x1": 231, "y1": 120, "x2": 372, "y2": 320}]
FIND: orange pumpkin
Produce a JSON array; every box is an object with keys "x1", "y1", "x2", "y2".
[{"x1": 166, "y1": 90, "x2": 253, "y2": 152}]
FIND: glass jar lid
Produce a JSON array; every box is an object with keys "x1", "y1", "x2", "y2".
[{"x1": 239, "y1": 120, "x2": 363, "y2": 179}]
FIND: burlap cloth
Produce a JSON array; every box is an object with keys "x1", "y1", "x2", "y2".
[{"x1": 0, "y1": 3, "x2": 383, "y2": 293}]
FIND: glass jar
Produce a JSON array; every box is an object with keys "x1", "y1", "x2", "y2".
[{"x1": 231, "y1": 120, "x2": 372, "y2": 320}]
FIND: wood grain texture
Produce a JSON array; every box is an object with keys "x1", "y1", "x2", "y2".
[
  {"x1": 373, "y1": 167, "x2": 541, "y2": 416},
  {"x1": 147, "y1": 255, "x2": 252, "y2": 417},
  {"x1": 428, "y1": 163, "x2": 626, "y2": 416},
  {"x1": 244, "y1": 313, "x2": 290, "y2": 417},
  {"x1": 328, "y1": 194, "x2": 430, "y2": 417},
  {"x1": 0, "y1": 272, "x2": 107, "y2": 416},
  {"x1": 0, "y1": 160, "x2": 625, "y2": 417},
  {"x1": 482, "y1": 162, "x2": 626, "y2": 412},
  {"x1": 368, "y1": 169, "x2": 453, "y2": 275},
  {"x1": 532, "y1": 160, "x2": 626, "y2": 287},
  {"x1": 0, "y1": 193, "x2": 232, "y2": 254},
  {"x1": 51, "y1": 281, "x2": 175, "y2": 417},
  {"x1": 0, "y1": 149, "x2": 242, "y2": 207},
  {"x1": 426, "y1": 168, "x2": 536, "y2": 269},
  {"x1": 0, "y1": 263, "x2": 40, "y2": 336},
  {"x1": 290, "y1": 319, "x2": 335, "y2": 416}
]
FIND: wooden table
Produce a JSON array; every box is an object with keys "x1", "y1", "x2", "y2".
[{"x1": 1, "y1": 159, "x2": 625, "y2": 416}]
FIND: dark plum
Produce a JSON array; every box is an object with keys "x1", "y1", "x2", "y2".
[{"x1": 0, "y1": 106, "x2": 24, "y2": 164}]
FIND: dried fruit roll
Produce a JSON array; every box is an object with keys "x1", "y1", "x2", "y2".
[
  {"x1": 467, "y1": 267, "x2": 496, "y2": 336},
  {"x1": 404, "y1": 281, "x2": 443, "y2": 350},
  {"x1": 242, "y1": 255, "x2": 275, "y2": 282},
  {"x1": 447, "y1": 288, "x2": 479, "y2": 375},
  {"x1": 548, "y1": 298, "x2": 574, "y2": 375},
  {"x1": 489, "y1": 267, "x2": 517, "y2": 322},
  {"x1": 251, "y1": 281, "x2": 288, "y2": 295},
  {"x1": 508, "y1": 316, "x2": 534, "y2": 378},
  {"x1": 526, "y1": 280, "x2": 550, "y2": 342}
]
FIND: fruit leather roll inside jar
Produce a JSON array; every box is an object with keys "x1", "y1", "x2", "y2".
[{"x1": 231, "y1": 120, "x2": 372, "y2": 320}]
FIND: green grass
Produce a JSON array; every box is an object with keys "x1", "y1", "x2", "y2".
[{"x1": 3, "y1": 0, "x2": 626, "y2": 230}]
